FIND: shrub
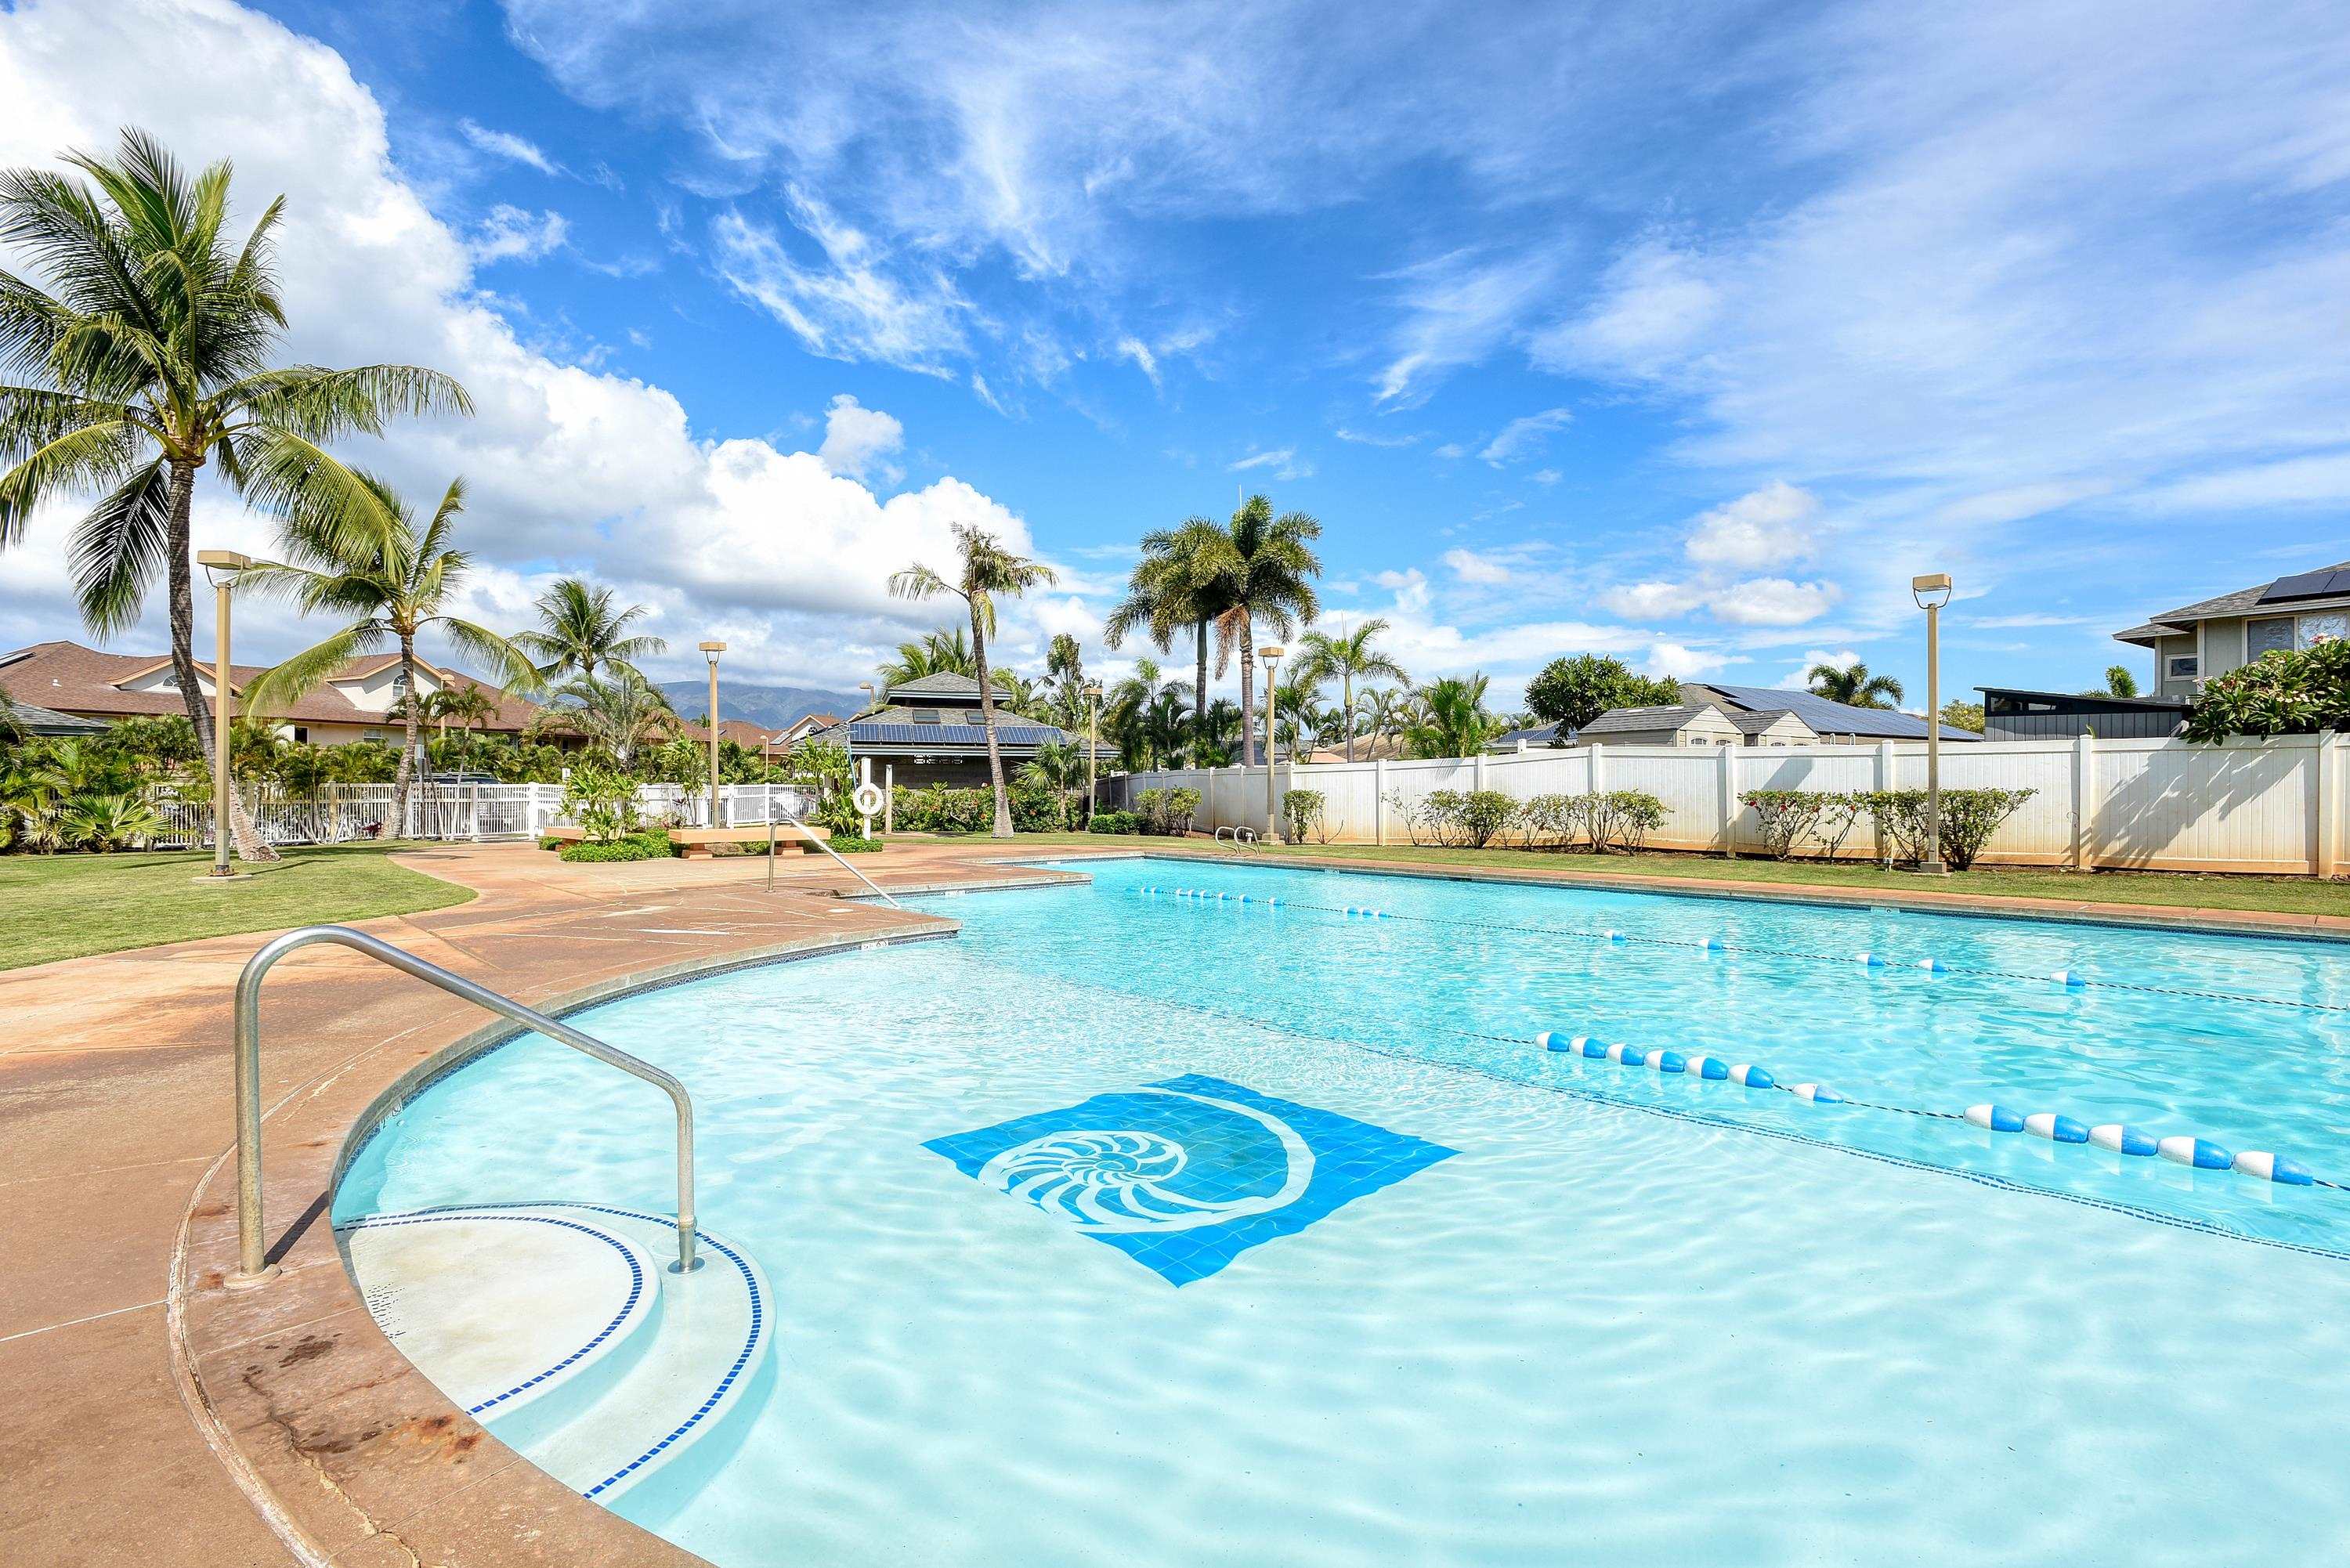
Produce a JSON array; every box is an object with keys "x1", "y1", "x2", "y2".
[
  {"x1": 1740, "y1": 789, "x2": 1830, "y2": 860},
  {"x1": 1282, "y1": 787, "x2": 1326, "y2": 843},
  {"x1": 1859, "y1": 787, "x2": 2034, "y2": 869},
  {"x1": 1133, "y1": 787, "x2": 1199, "y2": 836},
  {"x1": 1589, "y1": 789, "x2": 1667, "y2": 854},
  {"x1": 826, "y1": 834, "x2": 882, "y2": 853},
  {"x1": 1088, "y1": 811, "x2": 1140, "y2": 835},
  {"x1": 559, "y1": 828, "x2": 672, "y2": 863},
  {"x1": 561, "y1": 763, "x2": 641, "y2": 844},
  {"x1": 1384, "y1": 789, "x2": 1434, "y2": 845},
  {"x1": 1518, "y1": 793, "x2": 1589, "y2": 850},
  {"x1": 1813, "y1": 792, "x2": 1867, "y2": 861},
  {"x1": 2182, "y1": 641, "x2": 2350, "y2": 741},
  {"x1": 61, "y1": 791, "x2": 161, "y2": 851}
]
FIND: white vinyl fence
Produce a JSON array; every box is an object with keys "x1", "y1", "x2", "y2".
[
  {"x1": 150, "y1": 781, "x2": 816, "y2": 850},
  {"x1": 1107, "y1": 733, "x2": 2350, "y2": 876}
]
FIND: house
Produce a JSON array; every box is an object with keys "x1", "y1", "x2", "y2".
[
  {"x1": 677, "y1": 717, "x2": 783, "y2": 755},
  {"x1": 3, "y1": 697, "x2": 107, "y2": 737},
  {"x1": 796, "y1": 673, "x2": 1105, "y2": 789},
  {"x1": 772, "y1": 713, "x2": 841, "y2": 753},
  {"x1": 2113, "y1": 561, "x2": 2350, "y2": 701},
  {"x1": 0, "y1": 639, "x2": 541, "y2": 746},
  {"x1": 1977, "y1": 687, "x2": 2189, "y2": 741},
  {"x1": 1679, "y1": 682, "x2": 1981, "y2": 744},
  {"x1": 1575, "y1": 705, "x2": 1748, "y2": 747}
]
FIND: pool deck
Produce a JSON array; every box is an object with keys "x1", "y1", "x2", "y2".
[{"x1": 5, "y1": 834, "x2": 2343, "y2": 1566}]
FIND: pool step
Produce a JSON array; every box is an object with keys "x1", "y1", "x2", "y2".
[{"x1": 342, "y1": 1203, "x2": 770, "y2": 1516}]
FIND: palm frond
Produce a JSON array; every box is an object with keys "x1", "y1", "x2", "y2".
[
  {"x1": 246, "y1": 626, "x2": 374, "y2": 712},
  {"x1": 65, "y1": 459, "x2": 170, "y2": 634}
]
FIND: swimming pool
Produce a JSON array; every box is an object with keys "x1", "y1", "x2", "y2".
[{"x1": 335, "y1": 855, "x2": 2350, "y2": 1563}]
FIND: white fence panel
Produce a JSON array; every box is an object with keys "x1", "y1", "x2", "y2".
[{"x1": 2089, "y1": 735, "x2": 2317, "y2": 873}]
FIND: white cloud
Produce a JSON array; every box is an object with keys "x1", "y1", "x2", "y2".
[
  {"x1": 710, "y1": 192, "x2": 973, "y2": 375},
  {"x1": 457, "y1": 118, "x2": 559, "y2": 175},
  {"x1": 1533, "y1": 238, "x2": 1719, "y2": 380},
  {"x1": 1431, "y1": 442, "x2": 1466, "y2": 460},
  {"x1": 1683, "y1": 482, "x2": 1822, "y2": 570},
  {"x1": 1228, "y1": 446, "x2": 1314, "y2": 482},
  {"x1": 1114, "y1": 335, "x2": 1159, "y2": 387},
  {"x1": 0, "y1": 0, "x2": 1047, "y2": 691},
  {"x1": 1708, "y1": 577, "x2": 1842, "y2": 627},
  {"x1": 815, "y1": 393, "x2": 906, "y2": 485},
  {"x1": 1601, "y1": 580, "x2": 1707, "y2": 619},
  {"x1": 1441, "y1": 548, "x2": 1513, "y2": 585},
  {"x1": 1374, "y1": 248, "x2": 1560, "y2": 405},
  {"x1": 1780, "y1": 649, "x2": 1862, "y2": 688},
  {"x1": 1477, "y1": 406, "x2": 1572, "y2": 466},
  {"x1": 1333, "y1": 426, "x2": 1421, "y2": 448},
  {"x1": 468, "y1": 204, "x2": 569, "y2": 264},
  {"x1": 1529, "y1": 468, "x2": 1562, "y2": 486},
  {"x1": 1643, "y1": 642, "x2": 1718, "y2": 680}
]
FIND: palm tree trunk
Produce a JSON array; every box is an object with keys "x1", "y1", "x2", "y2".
[
  {"x1": 164, "y1": 458, "x2": 277, "y2": 863},
  {"x1": 1192, "y1": 617, "x2": 1209, "y2": 768},
  {"x1": 971, "y1": 602, "x2": 1012, "y2": 837},
  {"x1": 392, "y1": 634, "x2": 420, "y2": 836},
  {"x1": 1342, "y1": 669, "x2": 1355, "y2": 763},
  {"x1": 1238, "y1": 620, "x2": 1257, "y2": 768}
]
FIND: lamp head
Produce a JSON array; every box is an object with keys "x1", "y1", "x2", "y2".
[
  {"x1": 1260, "y1": 643, "x2": 1285, "y2": 662},
  {"x1": 1084, "y1": 680, "x2": 1103, "y2": 698},
  {"x1": 699, "y1": 640, "x2": 725, "y2": 661},
  {"x1": 1911, "y1": 573, "x2": 1953, "y2": 610},
  {"x1": 197, "y1": 549, "x2": 252, "y2": 587}
]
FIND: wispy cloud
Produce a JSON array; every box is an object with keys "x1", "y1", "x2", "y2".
[
  {"x1": 1334, "y1": 425, "x2": 1422, "y2": 447},
  {"x1": 1477, "y1": 406, "x2": 1572, "y2": 466},
  {"x1": 710, "y1": 191, "x2": 973, "y2": 375},
  {"x1": 459, "y1": 118, "x2": 560, "y2": 175},
  {"x1": 468, "y1": 204, "x2": 569, "y2": 264},
  {"x1": 1229, "y1": 446, "x2": 1315, "y2": 481}
]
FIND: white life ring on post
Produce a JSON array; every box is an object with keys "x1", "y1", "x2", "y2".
[{"x1": 851, "y1": 782, "x2": 884, "y2": 818}]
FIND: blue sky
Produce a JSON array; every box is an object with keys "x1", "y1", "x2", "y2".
[{"x1": 5, "y1": 0, "x2": 2350, "y2": 708}]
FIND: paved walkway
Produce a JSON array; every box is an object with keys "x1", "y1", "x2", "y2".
[{"x1": 0, "y1": 838, "x2": 1073, "y2": 1567}]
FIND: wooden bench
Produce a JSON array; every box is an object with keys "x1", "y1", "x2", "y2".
[{"x1": 667, "y1": 823, "x2": 831, "y2": 858}]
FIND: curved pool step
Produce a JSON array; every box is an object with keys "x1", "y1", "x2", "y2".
[{"x1": 341, "y1": 1203, "x2": 769, "y2": 1513}]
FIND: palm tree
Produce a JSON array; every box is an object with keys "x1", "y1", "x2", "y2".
[
  {"x1": 533, "y1": 667, "x2": 678, "y2": 768},
  {"x1": 432, "y1": 681, "x2": 500, "y2": 738},
  {"x1": 1015, "y1": 739, "x2": 1087, "y2": 828},
  {"x1": 0, "y1": 130, "x2": 470, "y2": 863},
  {"x1": 1274, "y1": 675, "x2": 1331, "y2": 761},
  {"x1": 1295, "y1": 617, "x2": 1406, "y2": 761},
  {"x1": 244, "y1": 475, "x2": 537, "y2": 833},
  {"x1": 1202, "y1": 494, "x2": 1322, "y2": 767},
  {"x1": 889, "y1": 523, "x2": 1056, "y2": 836},
  {"x1": 1806, "y1": 659, "x2": 1904, "y2": 710},
  {"x1": 1105, "y1": 518, "x2": 1234, "y2": 770},
  {"x1": 1402, "y1": 674, "x2": 1505, "y2": 759},
  {"x1": 514, "y1": 578, "x2": 665, "y2": 684},
  {"x1": 1041, "y1": 632, "x2": 1087, "y2": 732},
  {"x1": 876, "y1": 627, "x2": 975, "y2": 688},
  {"x1": 1105, "y1": 658, "x2": 1174, "y2": 768},
  {"x1": 0, "y1": 688, "x2": 24, "y2": 749},
  {"x1": 1356, "y1": 686, "x2": 1408, "y2": 757}
]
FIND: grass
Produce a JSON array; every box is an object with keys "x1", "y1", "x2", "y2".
[
  {"x1": 0, "y1": 843, "x2": 475, "y2": 970},
  {"x1": 985, "y1": 832, "x2": 2350, "y2": 919}
]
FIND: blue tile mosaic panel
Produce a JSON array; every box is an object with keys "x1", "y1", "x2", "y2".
[{"x1": 926, "y1": 1074, "x2": 1455, "y2": 1284}]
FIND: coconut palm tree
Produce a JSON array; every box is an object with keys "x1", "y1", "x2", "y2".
[
  {"x1": 1355, "y1": 686, "x2": 1408, "y2": 757},
  {"x1": 1402, "y1": 674, "x2": 1505, "y2": 759},
  {"x1": 889, "y1": 524, "x2": 1056, "y2": 837},
  {"x1": 1015, "y1": 739, "x2": 1087, "y2": 828},
  {"x1": 875, "y1": 626, "x2": 976, "y2": 688},
  {"x1": 0, "y1": 129, "x2": 471, "y2": 862},
  {"x1": 1295, "y1": 617, "x2": 1406, "y2": 762},
  {"x1": 1041, "y1": 632, "x2": 1088, "y2": 732},
  {"x1": 1201, "y1": 495, "x2": 1321, "y2": 768},
  {"x1": 1105, "y1": 518, "x2": 1234, "y2": 770},
  {"x1": 1806, "y1": 659, "x2": 1905, "y2": 710},
  {"x1": 244, "y1": 475, "x2": 537, "y2": 833},
  {"x1": 533, "y1": 667, "x2": 678, "y2": 768},
  {"x1": 514, "y1": 578, "x2": 665, "y2": 685}
]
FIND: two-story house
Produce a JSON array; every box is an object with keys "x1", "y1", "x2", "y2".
[{"x1": 2113, "y1": 562, "x2": 2350, "y2": 701}]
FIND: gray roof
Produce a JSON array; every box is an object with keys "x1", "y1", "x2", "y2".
[
  {"x1": 1724, "y1": 707, "x2": 1810, "y2": 736},
  {"x1": 803, "y1": 700, "x2": 1103, "y2": 755},
  {"x1": 2115, "y1": 559, "x2": 2350, "y2": 645},
  {"x1": 1688, "y1": 683, "x2": 1982, "y2": 741},
  {"x1": 885, "y1": 672, "x2": 985, "y2": 701},
  {"x1": 5, "y1": 699, "x2": 107, "y2": 735},
  {"x1": 1491, "y1": 722, "x2": 1565, "y2": 747},
  {"x1": 1579, "y1": 704, "x2": 1724, "y2": 736}
]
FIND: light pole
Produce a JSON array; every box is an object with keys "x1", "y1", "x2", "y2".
[
  {"x1": 1084, "y1": 679, "x2": 1103, "y2": 824},
  {"x1": 197, "y1": 550, "x2": 251, "y2": 877},
  {"x1": 699, "y1": 641, "x2": 725, "y2": 827},
  {"x1": 1911, "y1": 573, "x2": 1953, "y2": 875},
  {"x1": 1260, "y1": 644, "x2": 1285, "y2": 840}
]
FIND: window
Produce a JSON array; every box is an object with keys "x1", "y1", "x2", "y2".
[
  {"x1": 291, "y1": 726, "x2": 309, "y2": 742},
  {"x1": 2166, "y1": 655, "x2": 2200, "y2": 680},
  {"x1": 913, "y1": 710, "x2": 941, "y2": 725},
  {"x1": 2249, "y1": 616, "x2": 2295, "y2": 659},
  {"x1": 2300, "y1": 612, "x2": 2349, "y2": 649},
  {"x1": 964, "y1": 710, "x2": 988, "y2": 725}
]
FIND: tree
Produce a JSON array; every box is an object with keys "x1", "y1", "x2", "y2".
[
  {"x1": 1403, "y1": 674, "x2": 1506, "y2": 758},
  {"x1": 1041, "y1": 632, "x2": 1087, "y2": 732},
  {"x1": 515, "y1": 578, "x2": 665, "y2": 685},
  {"x1": 876, "y1": 627, "x2": 974, "y2": 688},
  {"x1": 2182, "y1": 643, "x2": 2350, "y2": 742},
  {"x1": 244, "y1": 475, "x2": 537, "y2": 832},
  {"x1": 1807, "y1": 659, "x2": 1904, "y2": 710},
  {"x1": 1939, "y1": 699, "x2": 1985, "y2": 734},
  {"x1": 534, "y1": 667, "x2": 678, "y2": 768},
  {"x1": 889, "y1": 523, "x2": 1056, "y2": 836},
  {"x1": 1104, "y1": 518, "x2": 1232, "y2": 768},
  {"x1": 1015, "y1": 739, "x2": 1086, "y2": 827},
  {"x1": 0, "y1": 129, "x2": 470, "y2": 862},
  {"x1": 1356, "y1": 686, "x2": 1408, "y2": 755},
  {"x1": 1523, "y1": 654, "x2": 1683, "y2": 731},
  {"x1": 1296, "y1": 617, "x2": 1407, "y2": 761},
  {"x1": 1203, "y1": 494, "x2": 1322, "y2": 768},
  {"x1": 2091, "y1": 664, "x2": 2140, "y2": 699}
]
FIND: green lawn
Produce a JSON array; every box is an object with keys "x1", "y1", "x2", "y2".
[
  {"x1": 0, "y1": 843, "x2": 475, "y2": 970},
  {"x1": 984, "y1": 833, "x2": 2350, "y2": 919}
]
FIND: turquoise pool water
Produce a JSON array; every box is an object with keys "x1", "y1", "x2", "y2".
[{"x1": 337, "y1": 855, "x2": 2350, "y2": 1564}]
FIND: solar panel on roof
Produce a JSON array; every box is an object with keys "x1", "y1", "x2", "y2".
[{"x1": 2256, "y1": 569, "x2": 2350, "y2": 605}]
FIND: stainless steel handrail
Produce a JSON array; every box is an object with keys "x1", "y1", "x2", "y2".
[
  {"x1": 230, "y1": 924, "x2": 699, "y2": 1284},
  {"x1": 766, "y1": 809, "x2": 901, "y2": 907},
  {"x1": 1213, "y1": 824, "x2": 1258, "y2": 851}
]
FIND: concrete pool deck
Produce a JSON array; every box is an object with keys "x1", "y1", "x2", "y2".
[{"x1": 5, "y1": 833, "x2": 2343, "y2": 1566}]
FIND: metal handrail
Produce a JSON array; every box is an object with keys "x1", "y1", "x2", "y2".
[
  {"x1": 766, "y1": 810, "x2": 901, "y2": 907},
  {"x1": 1213, "y1": 824, "x2": 1258, "y2": 851},
  {"x1": 230, "y1": 925, "x2": 699, "y2": 1284}
]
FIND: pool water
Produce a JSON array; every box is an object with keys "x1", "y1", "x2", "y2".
[{"x1": 336, "y1": 855, "x2": 2350, "y2": 1564}]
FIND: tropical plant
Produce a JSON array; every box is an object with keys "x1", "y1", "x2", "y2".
[
  {"x1": 1204, "y1": 494, "x2": 1322, "y2": 767},
  {"x1": 243, "y1": 474, "x2": 537, "y2": 833},
  {"x1": 0, "y1": 688, "x2": 23, "y2": 748},
  {"x1": 0, "y1": 129, "x2": 471, "y2": 862},
  {"x1": 1588, "y1": 789, "x2": 1668, "y2": 854},
  {"x1": 1936, "y1": 699, "x2": 1985, "y2": 734},
  {"x1": 560, "y1": 761, "x2": 642, "y2": 844},
  {"x1": 875, "y1": 627, "x2": 975, "y2": 688},
  {"x1": 1191, "y1": 697, "x2": 1244, "y2": 765},
  {"x1": 1281, "y1": 786, "x2": 1327, "y2": 844},
  {"x1": 2098, "y1": 664, "x2": 2140, "y2": 699},
  {"x1": 514, "y1": 577, "x2": 665, "y2": 685},
  {"x1": 60, "y1": 789, "x2": 161, "y2": 851},
  {"x1": 1806, "y1": 659, "x2": 1904, "y2": 710},
  {"x1": 1104, "y1": 518, "x2": 1233, "y2": 771},
  {"x1": 1040, "y1": 632, "x2": 1088, "y2": 734},
  {"x1": 888, "y1": 522, "x2": 1056, "y2": 836},
  {"x1": 1523, "y1": 654, "x2": 1683, "y2": 731},
  {"x1": 1354, "y1": 686, "x2": 1408, "y2": 756},
  {"x1": 535, "y1": 667, "x2": 679, "y2": 767},
  {"x1": 1015, "y1": 739, "x2": 1087, "y2": 827},
  {"x1": 1401, "y1": 674, "x2": 1506, "y2": 758},
  {"x1": 2182, "y1": 643, "x2": 2350, "y2": 742},
  {"x1": 1294, "y1": 618, "x2": 1407, "y2": 761},
  {"x1": 1860, "y1": 787, "x2": 2033, "y2": 870}
]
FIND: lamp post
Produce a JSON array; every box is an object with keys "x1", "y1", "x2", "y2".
[
  {"x1": 1260, "y1": 644, "x2": 1285, "y2": 840},
  {"x1": 197, "y1": 550, "x2": 251, "y2": 877},
  {"x1": 1083, "y1": 679, "x2": 1103, "y2": 824},
  {"x1": 1911, "y1": 573, "x2": 1954, "y2": 875},
  {"x1": 699, "y1": 641, "x2": 725, "y2": 827}
]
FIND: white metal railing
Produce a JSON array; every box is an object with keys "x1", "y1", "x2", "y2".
[{"x1": 147, "y1": 781, "x2": 815, "y2": 848}]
